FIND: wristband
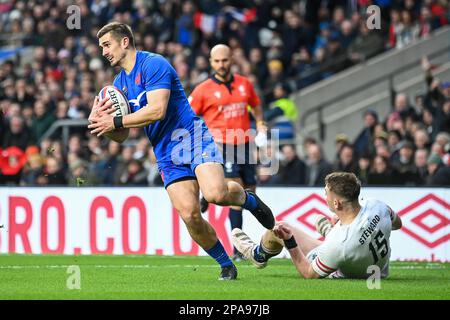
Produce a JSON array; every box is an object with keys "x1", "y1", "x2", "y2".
[
  {"x1": 283, "y1": 236, "x2": 298, "y2": 249},
  {"x1": 113, "y1": 116, "x2": 123, "y2": 129}
]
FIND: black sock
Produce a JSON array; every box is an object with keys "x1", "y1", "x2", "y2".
[{"x1": 229, "y1": 208, "x2": 243, "y2": 230}]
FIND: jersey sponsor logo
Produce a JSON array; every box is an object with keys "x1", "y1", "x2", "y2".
[
  {"x1": 135, "y1": 72, "x2": 141, "y2": 85},
  {"x1": 129, "y1": 91, "x2": 147, "y2": 108},
  {"x1": 238, "y1": 85, "x2": 246, "y2": 96},
  {"x1": 218, "y1": 102, "x2": 247, "y2": 119},
  {"x1": 214, "y1": 91, "x2": 221, "y2": 99}
]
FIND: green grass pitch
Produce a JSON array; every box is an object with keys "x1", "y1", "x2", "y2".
[{"x1": 0, "y1": 255, "x2": 448, "y2": 300}]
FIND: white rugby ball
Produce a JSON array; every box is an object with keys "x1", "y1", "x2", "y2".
[{"x1": 98, "y1": 85, "x2": 131, "y2": 117}]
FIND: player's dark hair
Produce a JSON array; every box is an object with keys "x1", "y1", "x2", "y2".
[
  {"x1": 325, "y1": 172, "x2": 361, "y2": 202},
  {"x1": 97, "y1": 22, "x2": 135, "y2": 48}
]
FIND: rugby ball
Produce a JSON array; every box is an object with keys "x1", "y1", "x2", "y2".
[{"x1": 98, "y1": 86, "x2": 131, "y2": 117}]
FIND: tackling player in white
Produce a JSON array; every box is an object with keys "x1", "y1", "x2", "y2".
[{"x1": 232, "y1": 172, "x2": 402, "y2": 279}]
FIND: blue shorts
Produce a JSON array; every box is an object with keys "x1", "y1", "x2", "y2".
[
  {"x1": 158, "y1": 122, "x2": 223, "y2": 188},
  {"x1": 219, "y1": 142, "x2": 257, "y2": 186}
]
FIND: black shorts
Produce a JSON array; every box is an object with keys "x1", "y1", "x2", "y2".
[{"x1": 219, "y1": 142, "x2": 257, "y2": 186}]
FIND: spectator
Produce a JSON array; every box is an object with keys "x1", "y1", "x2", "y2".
[
  {"x1": 414, "y1": 148, "x2": 429, "y2": 184},
  {"x1": 305, "y1": 143, "x2": 333, "y2": 186},
  {"x1": 391, "y1": 140, "x2": 421, "y2": 185},
  {"x1": 30, "y1": 100, "x2": 56, "y2": 143},
  {"x1": 118, "y1": 159, "x2": 148, "y2": 186},
  {"x1": 368, "y1": 155, "x2": 393, "y2": 185},
  {"x1": 334, "y1": 143, "x2": 357, "y2": 174},
  {"x1": 356, "y1": 152, "x2": 371, "y2": 185},
  {"x1": 276, "y1": 144, "x2": 306, "y2": 185},
  {"x1": 43, "y1": 156, "x2": 67, "y2": 185},
  {"x1": 414, "y1": 128, "x2": 431, "y2": 150},
  {"x1": 1, "y1": 1, "x2": 448, "y2": 187},
  {"x1": 20, "y1": 153, "x2": 44, "y2": 186},
  {"x1": 2, "y1": 115, "x2": 32, "y2": 150},
  {"x1": 347, "y1": 21, "x2": 384, "y2": 64},
  {"x1": 265, "y1": 83, "x2": 298, "y2": 140},
  {"x1": 426, "y1": 153, "x2": 450, "y2": 186},
  {"x1": 354, "y1": 109, "x2": 378, "y2": 157}
]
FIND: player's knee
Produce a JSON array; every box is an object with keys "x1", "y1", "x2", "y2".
[
  {"x1": 203, "y1": 187, "x2": 228, "y2": 205},
  {"x1": 179, "y1": 209, "x2": 202, "y2": 227}
]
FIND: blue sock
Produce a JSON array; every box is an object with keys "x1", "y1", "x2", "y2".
[
  {"x1": 242, "y1": 191, "x2": 257, "y2": 211},
  {"x1": 205, "y1": 240, "x2": 233, "y2": 268}
]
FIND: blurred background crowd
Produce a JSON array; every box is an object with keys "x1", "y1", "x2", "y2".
[{"x1": 0, "y1": 0, "x2": 449, "y2": 187}]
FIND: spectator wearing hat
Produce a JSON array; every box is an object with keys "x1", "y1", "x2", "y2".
[
  {"x1": 20, "y1": 153, "x2": 44, "y2": 186},
  {"x1": 426, "y1": 153, "x2": 450, "y2": 186},
  {"x1": 67, "y1": 156, "x2": 90, "y2": 187},
  {"x1": 373, "y1": 130, "x2": 389, "y2": 150},
  {"x1": 264, "y1": 59, "x2": 285, "y2": 101},
  {"x1": 334, "y1": 133, "x2": 349, "y2": 162}
]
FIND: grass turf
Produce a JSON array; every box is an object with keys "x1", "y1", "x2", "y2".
[{"x1": 0, "y1": 255, "x2": 448, "y2": 300}]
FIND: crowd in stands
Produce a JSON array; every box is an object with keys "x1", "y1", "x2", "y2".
[{"x1": 0, "y1": 0, "x2": 449, "y2": 187}]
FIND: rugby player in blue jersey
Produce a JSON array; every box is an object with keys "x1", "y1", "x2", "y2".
[{"x1": 88, "y1": 22, "x2": 275, "y2": 280}]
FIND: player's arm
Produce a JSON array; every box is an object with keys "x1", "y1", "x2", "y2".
[
  {"x1": 274, "y1": 222, "x2": 321, "y2": 279},
  {"x1": 88, "y1": 97, "x2": 129, "y2": 143},
  {"x1": 122, "y1": 89, "x2": 170, "y2": 127},
  {"x1": 88, "y1": 89, "x2": 170, "y2": 136},
  {"x1": 247, "y1": 82, "x2": 266, "y2": 132},
  {"x1": 388, "y1": 206, "x2": 402, "y2": 230},
  {"x1": 287, "y1": 245, "x2": 321, "y2": 279},
  {"x1": 252, "y1": 104, "x2": 266, "y2": 132}
]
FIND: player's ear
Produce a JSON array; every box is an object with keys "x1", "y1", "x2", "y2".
[
  {"x1": 122, "y1": 37, "x2": 129, "y2": 49},
  {"x1": 333, "y1": 199, "x2": 340, "y2": 210}
]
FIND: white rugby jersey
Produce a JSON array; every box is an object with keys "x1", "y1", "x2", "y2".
[{"x1": 308, "y1": 199, "x2": 396, "y2": 279}]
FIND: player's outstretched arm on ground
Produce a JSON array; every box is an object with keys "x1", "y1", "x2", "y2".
[
  {"x1": 123, "y1": 89, "x2": 170, "y2": 127},
  {"x1": 274, "y1": 222, "x2": 321, "y2": 279},
  {"x1": 88, "y1": 96, "x2": 129, "y2": 143}
]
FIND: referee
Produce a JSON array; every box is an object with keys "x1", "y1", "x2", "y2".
[{"x1": 189, "y1": 44, "x2": 267, "y2": 260}]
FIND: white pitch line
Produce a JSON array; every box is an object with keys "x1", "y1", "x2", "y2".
[
  {"x1": 0, "y1": 264, "x2": 447, "y2": 270},
  {"x1": 0, "y1": 264, "x2": 261, "y2": 269}
]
